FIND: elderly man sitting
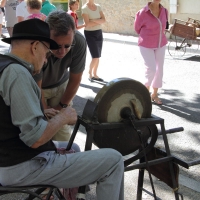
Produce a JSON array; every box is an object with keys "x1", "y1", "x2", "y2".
[{"x1": 0, "y1": 19, "x2": 124, "y2": 200}]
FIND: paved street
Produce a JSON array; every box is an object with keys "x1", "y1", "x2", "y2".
[
  {"x1": 73, "y1": 29, "x2": 200, "y2": 200},
  {"x1": 0, "y1": 26, "x2": 200, "y2": 199}
]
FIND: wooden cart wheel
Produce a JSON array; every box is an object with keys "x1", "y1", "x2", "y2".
[
  {"x1": 168, "y1": 38, "x2": 186, "y2": 58},
  {"x1": 186, "y1": 39, "x2": 199, "y2": 54}
]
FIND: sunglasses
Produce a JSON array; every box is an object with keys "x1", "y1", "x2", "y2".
[
  {"x1": 57, "y1": 44, "x2": 75, "y2": 49},
  {"x1": 31, "y1": 41, "x2": 53, "y2": 59}
]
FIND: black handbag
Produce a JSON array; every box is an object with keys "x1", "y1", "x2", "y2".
[
  {"x1": 166, "y1": 21, "x2": 169, "y2": 29},
  {"x1": 165, "y1": 9, "x2": 169, "y2": 29}
]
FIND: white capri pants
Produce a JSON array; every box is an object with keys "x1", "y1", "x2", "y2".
[{"x1": 139, "y1": 45, "x2": 166, "y2": 88}]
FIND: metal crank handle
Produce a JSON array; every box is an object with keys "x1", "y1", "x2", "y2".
[
  {"x1": 187, "y1": 158, "x2": 200, "y2": 167},
  {"x1": 158, "y1": 127, "x2": 184, "y2": 135}
]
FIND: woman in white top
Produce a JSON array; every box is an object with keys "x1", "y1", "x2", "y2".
[
  {"x1": 82, "y1": 0, "x2": 106, "y2": 82},
  {"x1": 16, "y1": 0, "x2": 29, "y2": 22},
  {"x1": 0, "y1": 7, "x2": 4, "y2": 38},
  {"x1": 0, "y1": 0, "x2": 19, "y2": 36}
]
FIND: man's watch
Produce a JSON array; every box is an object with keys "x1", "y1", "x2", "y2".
[{"x1": 59, "y1": 102, "x2": 68, "y2": 108}]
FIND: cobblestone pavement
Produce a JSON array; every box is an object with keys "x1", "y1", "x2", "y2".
[{"x1": 0, "y1": 26, "x2": 200, "y2": 199}]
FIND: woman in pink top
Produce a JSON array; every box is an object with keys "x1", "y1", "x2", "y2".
[
  {"x1": 134, "y1": 0, "x2": 168, "y2": 105},
  {"x1": 26, "y1": 0, "x2": 46, "y2": 21}
]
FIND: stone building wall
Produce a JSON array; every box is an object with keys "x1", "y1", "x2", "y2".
[{"x1": 81, "y1": 0, "x2": 169, "y2": 36}]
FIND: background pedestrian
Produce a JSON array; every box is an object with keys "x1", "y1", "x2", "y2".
[
  {"x1": 68, "y1": 0, "x2": 85, "y2": 30},
  {"x1": 26, "y1": 0, "x2": 46, "y2": 21},
  {"x1": 82, "y1": 0, "x2": 106, "y2": 82},
  {"x1": 16, "y1": 0, "x2": 29, "y2": 22},
  {"x1": 0, "y1": 6, "x2": 4, "y2": 38},
  {"x1": 1, "y1": 0, "x2": 19, "y2": 36},
  {"x1": 40, "y1": 0, "x2": 56, "y2": 16},
  {"x1": 134, "y1": 0, "x2": 168, "y2": 105}
]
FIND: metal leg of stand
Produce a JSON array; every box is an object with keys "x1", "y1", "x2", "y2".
[
  {"x1": 84, "y1": 127, "x2": 94, "y2": 151},
  {"x1": 160, "y1": 123, "x2": 180, "y2": 200},
  {"x1": 66, "y1": 119, "x2": 81, "y2": 151},
  {"x1": 137, "y1": 168, "x2": 145, "y2": 200}
]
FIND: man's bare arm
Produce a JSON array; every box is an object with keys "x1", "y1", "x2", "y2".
[
  {"x1": 37, "y1": 79, "x2": 48, "y2": 109},
  {"x1": 82, "y1": 13, "x2": 99, "y2": 28},
  {"x1": 90, "y1": 11, "x2": 106, "y2": 25},
  {"x1": 0, "y1": 0, "x2": 6, "y2": 7},
  {"x1": 17, "y1": 16, "x2": 25, "y2": 22}
]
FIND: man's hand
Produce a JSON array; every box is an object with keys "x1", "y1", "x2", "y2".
[
  {"x1": 44, "y1": 108, "x2": 60, "y2": 119},
  {"x1": 31, "y1": 106, "x2": 77, "y2": 148},
  {"x1": 59, "y1": 106, "x2": 77, "y2": 125},
  {"x1": 52, "y1": 104, "x2": 62, "y2": 111}
]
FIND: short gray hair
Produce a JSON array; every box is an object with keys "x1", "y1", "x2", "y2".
[{"x1": 46, "y1": 10, "x2": 75, "y2": 36}]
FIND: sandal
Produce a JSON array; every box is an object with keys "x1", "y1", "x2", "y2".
[
  {"x1": 40, "y1": 188, "x2": 54, "y2": 200},
  {"x1": 1, "y1": 34, "x2": 7, "y2": 39},
  {"x1": 41, "y1": 194, "x2": 54, "y2": 200},
  {"x1": 88, "y1": 77, "x2": 93, "y2": 82},
  {"x1": 151, "y1": 95, "x2": 162, "y2": 105},
  {"x1": 91, "y1": 77, "x2": 104, "y2": 82},
  {"x1": 89, "y1": 77, "x2": 104, "y2": 82}
]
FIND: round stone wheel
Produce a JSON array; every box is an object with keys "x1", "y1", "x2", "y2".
[
  {"x1": 94, "y1": 78, "x2": 152, "y2": 122},
  {"x1": 92, "y1": 78, "x2": 153, "y2": 155}
]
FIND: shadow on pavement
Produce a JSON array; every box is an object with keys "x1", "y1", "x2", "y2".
[
  {"x1": 184, "y1": 55, "x2": 200, "y2": 62},
  {"x1": 104, "y1": 38, "x2": 138, "y2": 46},
  {"x1": 79, "y1": 83, "x2": 103, "y2": 94},
  {"x1": 160, "y1": 89, "x2": 200, "y2": 124}
]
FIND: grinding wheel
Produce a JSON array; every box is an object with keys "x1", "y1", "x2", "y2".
[
  {"x1": 92, "y1": 78, "x2": 156, "y2": 156},
  {"x1": 94, "y1": 78, "x2": 152, "y2": 122}
]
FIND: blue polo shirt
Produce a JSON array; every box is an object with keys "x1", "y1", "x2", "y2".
[{"x1": 41, "y1": 0, "x2": 56, "y2": 16}]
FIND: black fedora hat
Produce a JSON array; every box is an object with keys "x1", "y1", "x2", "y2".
[{"x1": 2, "y1": 18, "x2": 58, "y2": 49}]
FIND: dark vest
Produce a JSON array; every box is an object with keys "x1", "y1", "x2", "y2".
[{"x1": 0, "y1": 54, "x2": 56, "y2": 167}]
